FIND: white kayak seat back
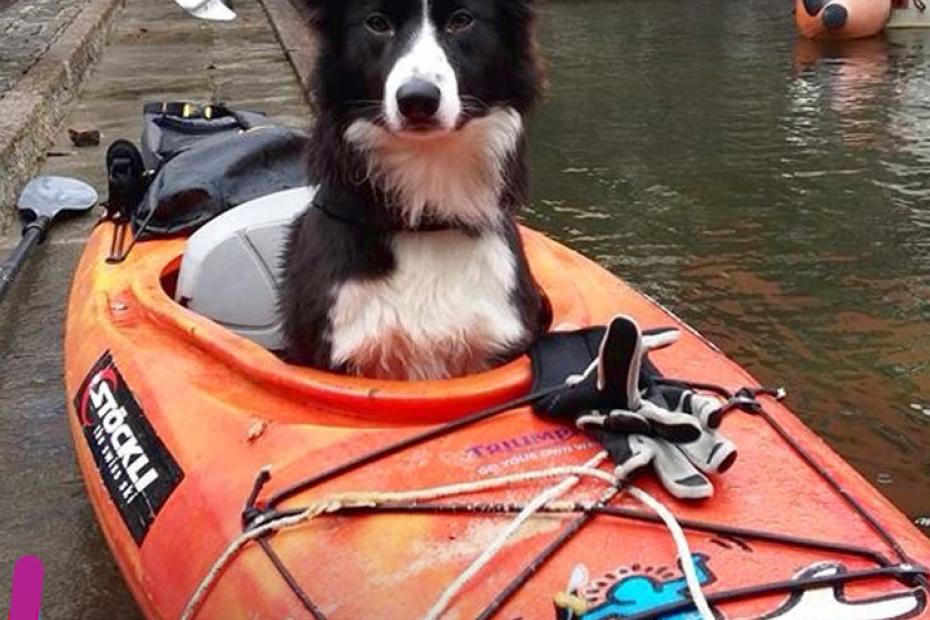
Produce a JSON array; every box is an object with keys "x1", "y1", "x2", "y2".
[{"x1": 175, "y1": 186, "x2": 316, "y2": 350}]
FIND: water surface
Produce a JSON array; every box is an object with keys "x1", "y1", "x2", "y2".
[{"x1": 530, "y1": 0, "x2": 930, "y2": 524}]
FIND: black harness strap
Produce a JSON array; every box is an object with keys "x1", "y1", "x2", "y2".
[
  {"x1": 311, "y1": 183, "x2": 456, "y2": 233},
  {"x1": 142, "y1": 101, "x2": 237, "y2": 123}
]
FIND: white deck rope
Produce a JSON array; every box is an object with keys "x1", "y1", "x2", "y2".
[
  {"x1": 181, "y1": 458, "x2": 713, "y2": 620},
  {"x1": 181, "y1": 463, "x2": 619, "y2": 620},
  {"x1": 422, "y1": 453, "x2": 609, "y2": 620},
  {"x1": 627, "y1": 484, "x2": 714, "y2": 620}
]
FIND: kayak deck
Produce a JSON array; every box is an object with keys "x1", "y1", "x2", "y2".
[{"x1": 64, "y1": 221, "x2": 930, "y2": 619}]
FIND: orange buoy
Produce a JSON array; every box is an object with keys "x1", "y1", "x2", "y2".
[
  {"x1": 796, "y1": 0, "x2": 891, "y2": 39},
  {"x1": 65, "y1": 222, "x2": 930, "y2": 619}
]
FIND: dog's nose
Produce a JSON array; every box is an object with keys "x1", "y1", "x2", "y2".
[{"x1": 397, "y1": 80, "x2": 441, "y2": 124}]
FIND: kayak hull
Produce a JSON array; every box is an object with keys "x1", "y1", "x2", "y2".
[{"x1": 65, "y1": 221, "x2": 930, "y2": 619}]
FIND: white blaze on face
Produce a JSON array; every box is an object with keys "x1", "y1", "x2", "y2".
[
  {"x1": 384, "y1": 0, "x2": 461, "y2": 131},
  {"x1": 344, "y1": 0, "x2": 525, "y2": 227}
]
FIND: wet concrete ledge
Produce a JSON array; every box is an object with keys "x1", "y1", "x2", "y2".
[
  {"x1": 0, "y1": 0, "x2": 123, "y2": 234},
  {"x1": 257, "y1": 0, "x2": 317, "y2": 105}
]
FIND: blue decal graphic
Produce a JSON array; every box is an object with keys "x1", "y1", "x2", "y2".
[{"x1": 582, "y1": 554, "x2": 715, "y2": 620}]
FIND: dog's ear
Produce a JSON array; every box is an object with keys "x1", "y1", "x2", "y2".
[
  {"x1": 503, "y1": 0, "x2": 535, "y2": 17},
  {"x1": 502, "y1": 0, "x2": 547, "y2": 103},
  {"x1": 301, "y1": 0, "x2": 340, "y2": 29},
  {"x1": 499, "y1": 0, "x2": 539, "y2": 55}
]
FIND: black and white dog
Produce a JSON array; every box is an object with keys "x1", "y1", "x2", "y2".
[{"x1": 281, "y1": 0, "x2": 550, "y2": 380}]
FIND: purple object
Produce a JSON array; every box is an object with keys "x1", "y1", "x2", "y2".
[{"x1": 8, "y1": 556, "x2": 43, "y2": 620}]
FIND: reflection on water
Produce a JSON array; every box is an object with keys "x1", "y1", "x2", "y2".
[{"x1": 530, "y1": 1, "x2": 930, "y2": 523}]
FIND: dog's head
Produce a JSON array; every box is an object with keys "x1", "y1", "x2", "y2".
[{"x1": 307, "y1": 0, "x2": 542, "y2": 135}]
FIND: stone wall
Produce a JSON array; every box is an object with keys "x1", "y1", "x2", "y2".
[{"x1": 0, "y1": 0, "x2": 94, "y2": 99}]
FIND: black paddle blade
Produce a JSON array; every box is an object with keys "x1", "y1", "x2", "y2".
[{"x1": 17, "y1": 176, "x2": 98, "y2": 222}]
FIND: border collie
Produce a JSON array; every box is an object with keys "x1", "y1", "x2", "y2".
[{"x1": 281, "y1": 0, "x2": 549, "y2": 380}]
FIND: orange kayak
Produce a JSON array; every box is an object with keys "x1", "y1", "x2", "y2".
[{"x1": 65, "y1": 220, "x2": 930, "y2": 620}]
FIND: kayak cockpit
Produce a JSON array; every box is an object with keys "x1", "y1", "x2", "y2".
[{"x1": 86, "y1": 202, "x2": 619, "y2": 425}]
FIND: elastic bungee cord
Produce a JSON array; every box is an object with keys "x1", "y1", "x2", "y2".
[
  {"x1": 181, "y1": 454, "x2": 714, "y2": 620},
  {"x1": 181, "y1": 372, "x2": 928, "y2": 620}
]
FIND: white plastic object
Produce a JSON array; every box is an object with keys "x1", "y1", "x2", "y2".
[
  {"x1": 172, "y1": 0, "x2": 237, "y2": 22},
  {"x1": 176, "y1": 186, "x2": 315, "y2": 350}
]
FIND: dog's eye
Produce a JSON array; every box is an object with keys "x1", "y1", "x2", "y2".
[
  {"x1": 365, "y1": 13, "x2": 393, "y2": 35},
  {"x1": 446, "y1": 9, "x2": 475, "y2": 34}
]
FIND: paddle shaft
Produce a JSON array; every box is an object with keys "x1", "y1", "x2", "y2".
[{"x1": 0, "y1": 217, "x2": 50, "y2": 303}]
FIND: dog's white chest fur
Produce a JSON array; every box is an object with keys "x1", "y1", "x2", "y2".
[{"x1": 328, "y1": 230, "x2": 527, "y2": 380}]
